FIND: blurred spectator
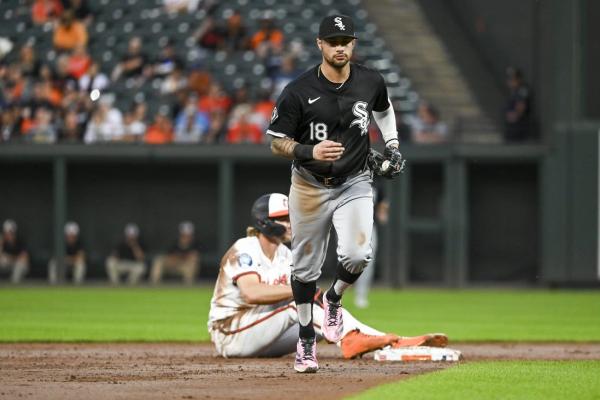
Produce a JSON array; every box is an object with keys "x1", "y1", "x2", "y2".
[
  {"x1": 271, "y1": 54, "x2": 300, "y2": 99},
  {"x1": 164, "y1": 0, "x2": 200, "y2": 14},
  {"x1": 122, "y1": 102, "x2": 147, "y2": 141},
  {"x1": 52, "y1": 54, "x2": 78, "y2": 95},
  {"x1": 59, "y1": 79, "x2": 79, "y2": 110},
  {"x1": 225, "y1": 105, "x2": 263, "y2": 144},
  {"x1": 3, "y1": 64, "x2": 28, "y2": 105},
  {"x1": 195, "y1": 17, "x2": 226, "y2": 51},
  {"x1": 62, "y1": 0, "x2": 93, "y2": 26},
  {"x1": 19, "y1": 43, "x2": 41, "y2": 79},
  {"x1": 174, "y1": 95, "x2": 210, "y2": 143},
  {"x1": 144, "y1": 111, "x2": 173, "y2": 144},
  {"x1": 106, "y1": 223, "x2": 146, "y2": 285},
  {"x1": 83, "y1": 94, "x2": 124, "y2": 143},
  {"x1": 48, "y1": 221, "x2": 86, "y2": 284},
  {"x1": 111, "y1": 36, "x2": 149, "y2": 82},
  {"x1": 152, "y1": 42, "x2": 183, "y2": 78},
  {"x1": 250, "y1": 11, "x2": 284, "y2": 56},
  {"x1": 406, "y1": 102, "x2": 448, "y2": 144},
  {"x1": 228, "y1": 84, "x2": 251, "y2": 117},
  {"x1": 226, "y1": 85, "x2": 264, "y2": 143},
  {"x1": 53, "y1": 10, "x2": 88, "y2": 52},
  {"x1": 198, "y1": 82, "x2": 231, "y2": 114},
  {"x1": 78, "y1": 62, "x2": 110, "y2": 94},
  {"x1": 1, "y1": 105, "x2": 21, "y2": 142},
  {"x1": 253, "y1": 96, "x2": 275, "y2": 132},
  {"x1": 204, "y1": 109, "x2": 226, "y2": 143},
  {"x1": 0, "y1": 220, "x2": 29, "y2": 284},
  {"x1": 251, "y1": 10, "x2": 284, "y2": 76},
  {"x1": 38, "y1": 63, "x2": 54, "y2": 82},
  {"x1": 22, "y1": 82, "x2": 55, "y2": 117},
  {"x1": 222, "y1": 10, "x2": 249, "y2": 52},
  {"x1": 150, "y1": 221, "x2": 200, "y2": 285},
  {"x1": 57, "y1": 108, "x2": 83, "y2": 142},
  {"x1": 160, "y1": 65, "x2": 187, "y2": 95},
  {"x1": 66, "y1": 45, "x2": 91, "y2": 80},
  {"x1": 504, "y1": 66, "x2": 532, "y2": 142},
  {"x1": 32, "y1": 0, "x2": 63, "y2": 25},
  {"x1": 187, "y1": 67, "x2": 212, "y2": 97},
  {"x1": 24, "y1": 106, "x2": 57, "y2": 143}
]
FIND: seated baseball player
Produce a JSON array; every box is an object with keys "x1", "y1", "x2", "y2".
[
  {"x1": 151, "y1": 221, "x2": 200, "y2": 285},
  {"x1": 208, "y1": 193, "x2": 447, "y2": 365}
]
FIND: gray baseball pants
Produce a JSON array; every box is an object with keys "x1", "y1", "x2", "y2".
[{"x1": 289, "y1": 166, "x2": 374, "y2": 282}]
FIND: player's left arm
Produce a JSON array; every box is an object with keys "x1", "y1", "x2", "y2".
[
  {"x1": 372, "y1": 101, "x2": 399, "y2": 149},
  {"x1": 237, "y1": 274, "x2": 294, "y2": 305},
  {"x1": 372, "y1": 72, "x2": 399, "y2": 149}
]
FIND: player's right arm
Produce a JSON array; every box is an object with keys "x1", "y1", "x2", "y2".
[
  {"x1": 267, "y1": 87, "x2": 344, "y2": 162},
  {"x1": 236, "y1": 274, "x2": 293, "y2": 305},
  {"x1": 271, "y1": 137, "x2": 344, "y2": 161}
]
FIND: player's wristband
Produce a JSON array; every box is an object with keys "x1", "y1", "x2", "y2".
[{"x1": 293, "y1": 144, "x2": 314, "y2": 161}]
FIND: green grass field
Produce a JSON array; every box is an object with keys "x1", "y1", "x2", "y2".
[
  {"x1": 0, "y1": 287, "x2": 599, "y2": 342},
  {"x1": 353, "y1": 361, "x2": 600, "y2": 400},
  {"x1": 1, "y1": 287, "x2": 599, "y2": 400}
]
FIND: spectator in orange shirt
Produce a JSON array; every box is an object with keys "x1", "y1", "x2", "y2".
[
  {"x1": 145, "y1": 111, "x2": 173, "y2": 144},
  {"x1": 198, "y1": 82, "x2": 231, "y2": 114},
  {"x1": 253, "y1": 91, "x2": 275, "y2": 131},
  {"x1": 225, "y1": 106, "x2": 263, "y2": 144},
  {"x1": 250, "y1": 11, "x2": 284, "y2": 59},
  {"x1": 66, "y1": 45, "x2": 91, "y2": 79},
  {"x1": 32, "y1": 0, "x2": 63, "y2": 25},
  {"x1": 53, "y1": 11, "x2": 88, "y2": 52},
  {"x1": 187, "y1": 67, "x2": 212, "y2": 97}
]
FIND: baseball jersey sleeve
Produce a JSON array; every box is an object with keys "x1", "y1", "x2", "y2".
[
  {"x1": 373, "y1": 75, "x2": 391, "y2": 112},
  {"x1": 225, "y1": 250, "x2": 262, "y2": 285},
  {"x1": 266, "y1": 87, "x2": 301, "y2": 139}
]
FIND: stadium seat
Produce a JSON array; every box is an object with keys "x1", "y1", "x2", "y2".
[{"x1": 1, "y1": 0, "x2": 418, "y2": 119}]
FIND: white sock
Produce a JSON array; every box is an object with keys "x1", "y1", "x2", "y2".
[
  {"x1": 333, "y1": 280, "x2": 351, "y2": 296},
  {"x1": 297, "y1": 303, "x2": 313, "y2": 327}
]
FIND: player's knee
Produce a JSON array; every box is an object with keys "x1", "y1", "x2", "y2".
[{"x1": 339, "y1": 249, "x2": 372, "y2": 273}]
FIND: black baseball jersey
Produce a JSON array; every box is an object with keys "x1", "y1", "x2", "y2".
[
  {"x1": 65, "y1": 238, "x2": 84, "y2": 256},
  {"x1": 115, "y1": 240, "x2": 144, "y2": 261},
  {"x1": 1, "y1": 236, "x2": 26, "y2": 256},
  {"x1": 168, "y1": 240, "x2": 200, "y2": 256},
  {"x1": 267, "y1": 63, "x2": 390, "y2": 177}
]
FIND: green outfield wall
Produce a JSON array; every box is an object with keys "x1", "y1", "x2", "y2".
[{"x1": 2, "y1": 143, "x2": 579, "y2": 286}]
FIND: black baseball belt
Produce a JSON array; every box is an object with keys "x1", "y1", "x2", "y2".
[
  {"x1": 311, "y1": 173, "x2": 348, "y2": 187},
  {"x1": 294, "y1": 163, "x2": 366, "y2": 188}
]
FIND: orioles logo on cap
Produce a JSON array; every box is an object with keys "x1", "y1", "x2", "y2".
[{"x1": 334, "y1": 17, "x2": 345, "y2": 30}]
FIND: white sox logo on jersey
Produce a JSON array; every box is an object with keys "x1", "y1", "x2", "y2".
[
  {"x1": 350, "y1": 101, "x2": 369, "y2": 136},
  {"x1": 334, "y1": 17, "x2": 345, "y2": 31}
]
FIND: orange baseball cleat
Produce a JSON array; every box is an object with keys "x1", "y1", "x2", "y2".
[
  {"x1": 391, "y1": 333, "x2": 448, "y2": 348},
  {"x1": 340, "y1": 329, "x2": 399, "y2": 359}
]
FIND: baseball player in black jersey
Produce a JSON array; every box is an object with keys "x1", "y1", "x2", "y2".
[{"x1": 267, "y1": 14, "x2": 404, "y2": 373}]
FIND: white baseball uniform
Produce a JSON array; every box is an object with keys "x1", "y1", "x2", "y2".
[{"x1": 208, "y1": 235, "x2": 384, "y2": 358}]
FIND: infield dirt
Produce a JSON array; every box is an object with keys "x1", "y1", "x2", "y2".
[{"x1": 1, "y1": 343, "x2": 599, "y2": 400}]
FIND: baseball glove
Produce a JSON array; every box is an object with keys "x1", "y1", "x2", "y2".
[{"x1": 367, "y1": 147, "x2": 406, "y2": 179}]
